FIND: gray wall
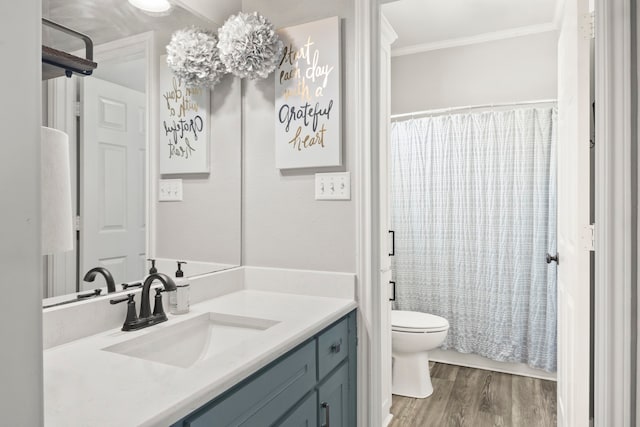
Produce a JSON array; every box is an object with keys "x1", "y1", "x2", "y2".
[
  {"x1": 0, "y1": 2, "x2": 44, "y2": 425},
  {"x1": 156, "y1": 74, "x2": 242, "y2": 265},
  {"x1": 391, "y1": 31, "x2": 558, "y2": 115},
  {"x1": 241, "y1": 0, "x2": 356, "y2": 272}
]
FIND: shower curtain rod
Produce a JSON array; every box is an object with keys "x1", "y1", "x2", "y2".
[{"x1": 390, "y1": 99, "x2": 557, "y2": 120}]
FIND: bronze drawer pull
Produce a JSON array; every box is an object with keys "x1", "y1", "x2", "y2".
[{"x1": 321, "y1": 402, "x2": 330, "y2": 427}]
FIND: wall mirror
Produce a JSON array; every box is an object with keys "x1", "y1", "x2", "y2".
[{"x1": 42, "y1": 0, "x2": 242, "y2": 306}]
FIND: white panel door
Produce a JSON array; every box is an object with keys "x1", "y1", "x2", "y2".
[
  {"x1": 81, "y1": 78, "x2": 146, "y2": 289},
  {"x1": 379, "y1": 14, "x2": 397, "y2": 425},
  {"x1": 557, "y1": 0, "x2": 591, "y2": 425}
]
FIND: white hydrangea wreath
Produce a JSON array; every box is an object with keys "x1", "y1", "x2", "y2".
[
  {"x1": 217, "y1": 12, "x2": 283, "y2": 80},
  {"x1": 166, "y1": 27, "x2": 226, "y2": 88}
]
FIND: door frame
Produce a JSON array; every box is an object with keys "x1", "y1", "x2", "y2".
[
  {"x1": 594, "y1": 0, "x2": 637, "y2": 425},
  {"x1": 46, "y1": 71, "x2": 78, "y2": 297},
  {"x1": 354, "y1": 0, "x2": 381, "y2": 425},
  {"x1": 355, "y1": 0, "x2": 638, "y2": 425}
]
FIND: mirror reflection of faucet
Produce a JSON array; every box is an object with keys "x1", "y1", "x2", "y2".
[
  {"x1": 83, "y1": 267, "x2": 116, "y2": 293},
  {"x1": 121, "y1": 282, "x2": 142, "y2": 290},
  {"x1": 76, "y1": 288, "x2": 102, "y2": 299}
]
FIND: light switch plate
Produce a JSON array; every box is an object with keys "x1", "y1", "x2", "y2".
[
  {"x1": 315, "y1": 172, "x2": 351, "y2": 200},
  {"x1": 159, "y1": 179, "x2": 183, "y2": 201}
]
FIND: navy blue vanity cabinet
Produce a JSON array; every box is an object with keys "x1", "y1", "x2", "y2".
[
  {"x1": 277, "y1": 391, "x2": 318, "y2": 427},
  {"x1": 184, "y1": 341, "x2": 317, "y2": 427},
  {"x1": 172, "y1": 310, "x2": 357, "y2": 427}
]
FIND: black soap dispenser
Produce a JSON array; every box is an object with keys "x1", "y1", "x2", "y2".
[{"x1": 169, "y1": 261, "x2": 189, "y2": 315}]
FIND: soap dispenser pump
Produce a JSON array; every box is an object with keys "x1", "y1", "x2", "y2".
[
  {"x1": 169, "y1": 261, "x2": 190, "y2": 315},
  {"x1": 146, "y1": 258, "x2": 157, "y2": 275}
]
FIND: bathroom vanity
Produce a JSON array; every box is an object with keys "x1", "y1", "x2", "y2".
[
  {"x1": 171, "y1": 310, "x2": 356, "y2": 427},
  {"x1": 43, "y1": 269, "x2": 357, "y2": 427}
]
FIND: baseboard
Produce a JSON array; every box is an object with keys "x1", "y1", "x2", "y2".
[
  {"x1": 382, "y1": 413, "x2": 393, "y2": 427},
  {"x1": 429, "y1": 349, "x2": 557, "y2": 381}
]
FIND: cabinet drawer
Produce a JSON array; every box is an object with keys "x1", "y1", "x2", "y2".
[
  {"x1": 185, "y1": 341, "x2": 316, "y2": 427},
  {"x1": 317, "y1": 317, "x2": 349, "y2": 380}
]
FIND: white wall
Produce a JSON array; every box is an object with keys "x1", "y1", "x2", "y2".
[
  {"x1": 156, "y1": 74, "x2": 242, "y2": 266},
  {"x1": 0, "y1": 2, "x2": 44, "y2": 425},
  {"x1": 241, "y1": 0, "x2": 356, "y2": 273},
  {"x1": 391, "y1": 31, "x2": 558, "y2": 114}
]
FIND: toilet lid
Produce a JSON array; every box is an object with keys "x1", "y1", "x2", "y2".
[{"x1": 391, "y1": 310, "x2": 449, "y2": 333}]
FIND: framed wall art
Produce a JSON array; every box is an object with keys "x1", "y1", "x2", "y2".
[{"x1": 275, "y1": 16, "x2": 341, "y2": 169}]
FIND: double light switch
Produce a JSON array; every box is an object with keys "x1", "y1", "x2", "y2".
[{"x1": 159, "y1": 179, "x2": 183, "y2": 201}]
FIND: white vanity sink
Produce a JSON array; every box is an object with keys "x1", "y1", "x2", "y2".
[{"x1": 102, "y1": 312, "x2": 280, "y2": 368}]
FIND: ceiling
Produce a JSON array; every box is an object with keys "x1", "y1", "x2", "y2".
[
  {"x1": 43, "y1": 0, "x2": 213, "y2": 52},
  {"x1": 382, "y1": 0, "x2": 559, "y2": 52}
]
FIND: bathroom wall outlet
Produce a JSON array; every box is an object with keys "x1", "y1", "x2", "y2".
[
  {"x1": 159, "y1": 179, "x2": 183, "y2": 201},
  {"x1": 315, "y1": 172, "x2": 351, "y2": 200}
]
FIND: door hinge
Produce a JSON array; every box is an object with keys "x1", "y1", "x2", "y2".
[
  {"x1": 74, "y1": 101, "x2": 81, "y2": 117},
  {"x1": 583, "y1": 223, "x2": 595, "y2": 251},
  {"x1": 590, "y1": 11, "x2": 595, "y2": 39},
  {"x1": 75, "y1": 215, "x2": 81, "y2": 232},
  {"x1": 580, "y1": 12, "x2": 594, "y2": 40}
]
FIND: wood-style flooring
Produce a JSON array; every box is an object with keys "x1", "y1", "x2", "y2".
[{"x1": 389, "y1": 362, "x2": 557, "y2": 427}]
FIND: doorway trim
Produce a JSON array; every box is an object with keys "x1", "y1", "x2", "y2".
[
  {"x1": 594, "y1": 0, "x2": 637, "y2": 425},
  {"x1": 356, "y1": 0, "x2": 639, "y2": 425},
  {"x1": 354, "y1": 0, "x2": 382, "y2": 425}
]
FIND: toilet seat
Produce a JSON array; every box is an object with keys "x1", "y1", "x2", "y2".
[{"x1": 391, "y1": 310, "x2": 449, "y2": 333}]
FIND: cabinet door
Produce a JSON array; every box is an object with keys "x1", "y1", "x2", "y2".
[
  {"x1": 317, "y1": 363, "x2": 349, "y2": 427},
  {"x1": 277, "y1": 392, "x2": 317, "y2": 427}
]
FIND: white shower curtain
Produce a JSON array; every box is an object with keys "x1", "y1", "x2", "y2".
[{"x1": 390, "y1": 106, "x2": 557, "y2": 372}]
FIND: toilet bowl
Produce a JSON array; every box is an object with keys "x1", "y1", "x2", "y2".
[{"x1": 391, "y1": 310, "x2": 449, "y2": 398}]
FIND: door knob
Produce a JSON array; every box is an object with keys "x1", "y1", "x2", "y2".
[{"x1": 546, "y1": 252, "x2": 559, "y2": 265}]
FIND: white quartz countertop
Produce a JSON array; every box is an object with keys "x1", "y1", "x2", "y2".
[{"x1": 44, "y1": 290, "x2": 357, "y2": 427}]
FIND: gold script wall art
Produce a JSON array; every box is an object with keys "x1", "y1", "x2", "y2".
[{"x1": 275, "y1": 16, "x2": 341, "y2": 169}]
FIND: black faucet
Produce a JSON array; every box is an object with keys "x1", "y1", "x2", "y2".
[
  {"x1": 83, "y1": 267, "x2": 116, "y2": 293},
  {"x1": 110, "y1": 272, "x2": 177, "y2": 331},
  {"x1": 140, "y1": 273, "x2": 176, "y2": 319}
]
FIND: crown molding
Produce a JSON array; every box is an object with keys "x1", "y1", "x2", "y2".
[
  {"x1": 391, "y1": 22, "x2": 557, "y2": 57},
  {"x1": 380, "y1": 13, "x2": 398, "y2": 46}
]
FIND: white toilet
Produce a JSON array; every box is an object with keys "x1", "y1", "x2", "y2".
[{"x1": 391, "y1": 310, "x2": 449, "y2": 398}]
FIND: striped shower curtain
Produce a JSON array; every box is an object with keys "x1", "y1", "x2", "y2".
[{"x1": 390, "y1": 106, "x2": 557, "y2": 372}]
